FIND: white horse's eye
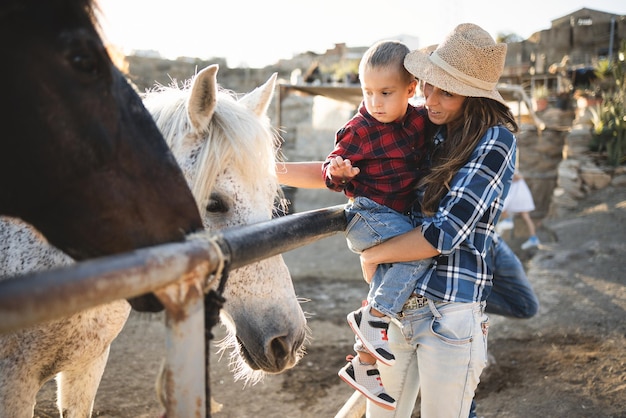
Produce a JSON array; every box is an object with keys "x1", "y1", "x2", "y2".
[{"x1": 206, "y1": 194, "x2": 229, "y2": 213}]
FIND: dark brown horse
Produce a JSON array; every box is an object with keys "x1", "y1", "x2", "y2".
[{"x1": 0, "y1": 0, "x2": 203, "y2": 311}]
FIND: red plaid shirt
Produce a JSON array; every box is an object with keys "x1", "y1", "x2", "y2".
[{"x1": 323, "y1": 103, "x2": 429, "y2": 213}]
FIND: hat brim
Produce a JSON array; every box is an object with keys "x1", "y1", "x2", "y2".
[{"x1": 405, "y1": 47, "x2": 507, "y2": 106}]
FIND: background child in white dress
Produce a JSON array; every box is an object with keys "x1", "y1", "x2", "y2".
[{"x1": 496, "y1": 172, "x2": 541, "y2": 249}]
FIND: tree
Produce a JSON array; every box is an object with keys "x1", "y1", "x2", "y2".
[
  {"x1": 496, "y1": 32, "x2": 524, "y2": 43},
  {"x1": 590, "y1": 40, "x2": 626, "y2": 166}
]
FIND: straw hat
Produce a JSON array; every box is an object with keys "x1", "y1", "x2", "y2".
[{"x1": 404, "y1": 23, "x2": 507, "y2": 105}]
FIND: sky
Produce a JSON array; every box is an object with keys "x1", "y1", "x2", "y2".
[{"x1": 98, "y1": 0, "x2": 626, "y2": 68}]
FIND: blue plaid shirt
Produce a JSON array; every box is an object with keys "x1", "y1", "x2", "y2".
[{"x1": 416, "y1": 125, "x2": 516, "y2": 303}]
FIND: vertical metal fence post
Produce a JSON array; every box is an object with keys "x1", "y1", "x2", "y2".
[
  {"x1": 155, "y1": 261, "x2": 215, "y2": 418},
  {"x1": 163, "y1": 294, "x2": 206, "y2": 418}
]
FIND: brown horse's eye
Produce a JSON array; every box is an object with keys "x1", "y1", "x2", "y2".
[
  {"x1": 60, "y1": 31, "x2": 104, "y2": 78},
  {"x1": 70, "y1": 50, "x2": 98, "y2": 75}
]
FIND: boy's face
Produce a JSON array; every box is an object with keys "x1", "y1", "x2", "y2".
[{"x1": 361, "y1": 66, "x2": 416, "y2": 124}]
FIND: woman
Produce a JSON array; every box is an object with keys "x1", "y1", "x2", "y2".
[{"x1": 360, "y1": 23, "x2": 518, "y2": 417}]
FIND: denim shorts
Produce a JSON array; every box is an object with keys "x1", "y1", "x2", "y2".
[{"x1": 344, "y1": 196, "x2": 416, "y2": 253}]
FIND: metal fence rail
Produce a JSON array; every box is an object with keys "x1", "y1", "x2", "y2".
[{"x1": 0, "y1": 205, "x2": 347, "y2": 418}]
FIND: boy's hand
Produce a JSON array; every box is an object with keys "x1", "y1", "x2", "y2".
[{"x1": 327, "y1": 156, "x2": 360, "y2": 184}]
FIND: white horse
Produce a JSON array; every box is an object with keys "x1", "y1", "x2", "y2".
[
  {"x1": 0, "y1": 65, "x2": 308, "y2": 417},
  {"x1": 143, "y1": 65, "x2": 307, "y2": 380}
]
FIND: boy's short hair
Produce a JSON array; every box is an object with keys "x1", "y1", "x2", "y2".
[{"x1": 359, "y1": 40, "x2": 414, "y2": 85}]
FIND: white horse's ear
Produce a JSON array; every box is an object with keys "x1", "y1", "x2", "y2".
[
  {"x1": 188, "y1": 65, "x2": 219, "y2": 132},
  {"x1": 239, "y1": 72, "x2": 277, "y2": 116}
]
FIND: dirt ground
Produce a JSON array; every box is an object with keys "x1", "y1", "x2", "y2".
[{"x1": 34, "y1": 185, "x2": 626, "y2": 418}]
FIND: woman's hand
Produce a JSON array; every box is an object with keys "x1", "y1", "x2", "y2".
[{"x1": 360, "y1": 253, "x2": 378, "y2": 284}]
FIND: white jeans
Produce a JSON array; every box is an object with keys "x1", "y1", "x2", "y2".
[{"x1": 367, "y1": 300, "x2": 489, "y2": 418}]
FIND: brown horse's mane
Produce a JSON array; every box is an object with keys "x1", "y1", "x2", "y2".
[
  {"x1": 0, "y1": 0, "x2": 99, "y2": 27},
  {"x1": 1, "y1": 0, "x2": 94, "y2": 10}
]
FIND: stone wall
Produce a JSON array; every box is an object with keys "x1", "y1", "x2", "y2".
[
  {"x1": 124, "y1": 55, "x2": 287, "y2": 96},
  {"x1": 515, "y1": 108, "x2": 576, "y2": 222},
  {"x1": 548, "y1": 106, "x2": 626, "y2": 219}
]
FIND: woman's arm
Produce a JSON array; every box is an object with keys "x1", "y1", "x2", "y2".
[
  {"x1": 276, "y1": 160, "x2": 360, "y2": 189},
  {"x1": 360, "y1": 227, "x2": 440, "y2": 283},
  {"x1": 276, "y1": 161, "x2": 326, "y2": 189},
  {"x1": 361, "y1": 227, "x2": 440, "y2": 264}
]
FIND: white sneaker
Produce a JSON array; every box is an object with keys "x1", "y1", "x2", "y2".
[
  {"x1": 347, "y1": 305, "x2": 395, "y2": 366},
  {"x1": 338, "y1": 355, "x2": 396, "y2": 410}
]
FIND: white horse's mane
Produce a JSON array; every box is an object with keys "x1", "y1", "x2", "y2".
[{"x1": 143, "y1": 79, "x2": 284, "y2": 215}]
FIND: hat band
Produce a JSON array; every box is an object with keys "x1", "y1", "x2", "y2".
[{"x1": 429, "y1": 52, "x2": 496, "y2": 92}]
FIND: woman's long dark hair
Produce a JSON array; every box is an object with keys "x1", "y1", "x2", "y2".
[{"x1": 420, "y1": 97, "x2": 519, "y2": 216}]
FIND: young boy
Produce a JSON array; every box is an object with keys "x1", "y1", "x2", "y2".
[{"x1": 323, "y1": 40, "x2": 435, "y2": 410}]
